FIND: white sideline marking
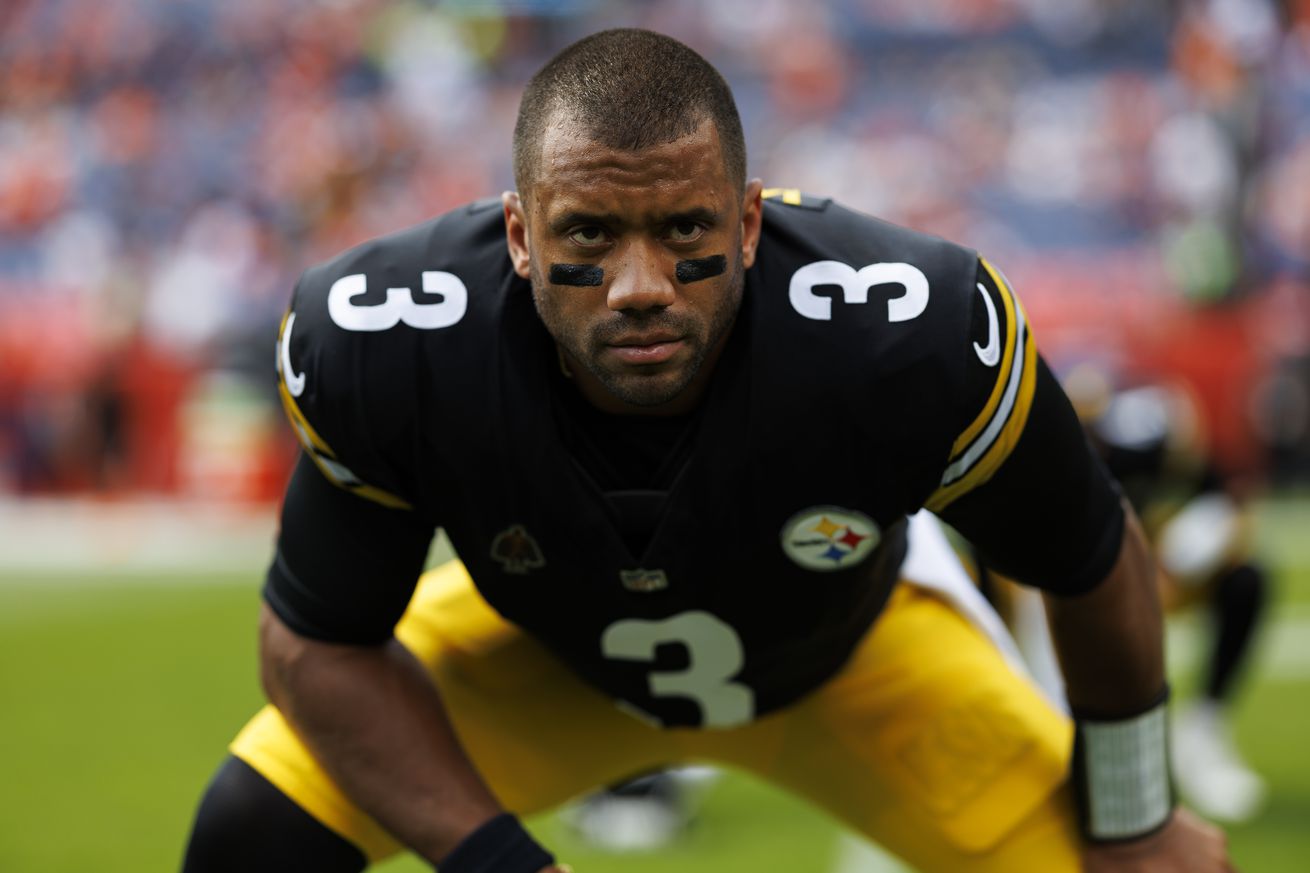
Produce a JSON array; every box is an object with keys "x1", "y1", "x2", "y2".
[
  {"x1": 0, "y1": 498, "x2": 276, "y2": 578},
  {"x1": 0, "y1": 499, "x2": 458, "y2": 579},
  {"x1": 1167, "y1": 607, "x2": 1310, "y2": 682}
]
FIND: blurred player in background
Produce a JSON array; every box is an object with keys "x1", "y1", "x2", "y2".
[
  {"x1": 989, "y1": 362, "x2": 1271, "y2": 824},
  {"x1": 563, "y1": 767, "x2": 710, "y2": 852},
  {"x1": 1067, "y1": 365, "x2": 1271, "y2": 822}
]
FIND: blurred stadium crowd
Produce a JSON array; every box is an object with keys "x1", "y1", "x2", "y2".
[{"x1": 1, "y1": 0, "x2": 1308, "y2": 500}]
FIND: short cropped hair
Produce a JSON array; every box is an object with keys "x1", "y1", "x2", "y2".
[{"x1": 512, "y1": 29, "x2": 747, "y2": 195}]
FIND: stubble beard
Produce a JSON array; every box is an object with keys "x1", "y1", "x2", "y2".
[{"x1": 531, "y1": 253, "x2": 744, "y2": 408}]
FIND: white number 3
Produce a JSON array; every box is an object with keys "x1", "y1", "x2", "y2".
[
  {"x1": 789, "y1": 260, "x2": 928, "y2": 322},
  {"x1": 601, "y1": 611, "x2": 754, "y2": 728},
  {"x1": 327, "y1": 272, "x2": 468, "y2": 332}
]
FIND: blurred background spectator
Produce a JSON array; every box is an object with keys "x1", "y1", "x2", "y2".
[{"x1": 1, "y1": 0, "x2": 1307, "y2": 502}]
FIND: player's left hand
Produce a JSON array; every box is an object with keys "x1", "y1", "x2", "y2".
[{"x1": 1082, "y1": 808, "x2": 1236, "y2": 872}]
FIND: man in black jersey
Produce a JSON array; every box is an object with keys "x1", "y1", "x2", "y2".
[{"x1": 181, "y1": 29, "x2": 1235, "y2": 873}]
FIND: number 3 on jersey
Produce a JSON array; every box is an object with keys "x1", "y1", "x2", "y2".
[
  {"x1": 789, "y1": 260, "x2": 928, "y2": 322},
  {"x1": 327, "y1": 271, "x2": 468, "y2": 332},
  {"x1": 601, "y1": 611, "x2": 754, "y2": 728}
]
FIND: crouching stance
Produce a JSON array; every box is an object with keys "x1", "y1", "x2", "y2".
[{"x1": 183, "y1": 29, "x2": 1232, "y2": 873}]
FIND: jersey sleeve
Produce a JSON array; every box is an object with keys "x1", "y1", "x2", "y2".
[
  {"x1": 275, "y1": 268, "x2": 417, "y2": 511},
  {"x1": 266, "y1": 252, "x2": 441, "y2": 642},
  {"x1": 265, "y1": 454, "x2": 436, "y2": 644},
  {"x1": 923, "y1": 257, "x2": 1038, "y2": 511},
  {"x1": 927, "y1": 259, "x2": 1125, "y2": 595}
]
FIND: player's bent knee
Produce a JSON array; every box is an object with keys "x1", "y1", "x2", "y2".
[{"x1": 181, "y1": 755, "x2": 367, "y2": 873}]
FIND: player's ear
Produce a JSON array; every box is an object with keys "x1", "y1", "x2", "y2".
[
  {"x1": 740, "y1": 178, "x2": 764, "y2": 270},
  {"x1": 503, "y1": 191, "x2": 532, "y2": 280}
]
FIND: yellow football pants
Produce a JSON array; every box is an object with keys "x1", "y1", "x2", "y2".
[{"x1": 232, "y1": 560, "x2": 1081, "y2": 872}]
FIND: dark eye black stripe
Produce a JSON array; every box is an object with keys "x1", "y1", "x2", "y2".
[
  {"x1": 676, "y1": 255, "x2": 727, "y2": 284},
  {"x1": 549, "y1": 264, "x2": 604, "y2": 286}
]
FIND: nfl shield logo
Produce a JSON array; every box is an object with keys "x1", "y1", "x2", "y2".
[{"x1": 619, "y1": 568, "x2": 669, "y2": 592}]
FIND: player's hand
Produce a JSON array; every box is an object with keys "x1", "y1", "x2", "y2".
[
  {"x1": 539, "y1": 866, "x2": 573, "y2": 873},
  {"x1": 1082, "y1": 808, "x2": 1235, "y2": 872}
]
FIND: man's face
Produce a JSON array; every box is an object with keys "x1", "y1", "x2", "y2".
[{"x1": 504, "y1": 117, "x2": 762, "y2": 413}]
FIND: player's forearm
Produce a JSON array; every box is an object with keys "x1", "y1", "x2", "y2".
[
  {"x1": 1046, "y1": 505, "x2": 1185, "y2": 853},
  {"x1": 257, "y1": 603, "x2": 503, "y2": 865},
  {"x1": 1043, "y1": 503, "x2": 1165, "y2": 715}
]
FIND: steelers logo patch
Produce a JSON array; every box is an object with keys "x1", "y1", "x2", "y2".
[{"x1": 781, "y1": 507, "x2": 881, "y2": 572}]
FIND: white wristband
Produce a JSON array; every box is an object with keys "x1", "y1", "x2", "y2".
[{"x1": 1074, "y1": 694, "x2": 1174, "y2": 841}]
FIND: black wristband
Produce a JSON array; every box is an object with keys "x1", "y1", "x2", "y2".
[{"x1": 437, "y1": 813, "x2": 554, "y2": 873}]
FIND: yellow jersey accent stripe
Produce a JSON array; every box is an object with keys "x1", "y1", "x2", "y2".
[
  {"x1": 278, "y1": 371, "x2": 332, "y2": 458},
  {"x1": 349, "y1": 483, "x2": 413, "y2": 511},
  {"x1": 948, "y1": 258, "x2": 1018, "y2": 459},
  {"x1": 762, "y1": 187, "x2": 803, "y2": 205},
  {"x1": 276, "y1": 318, "x2": 413, "y2": 511},
  {"x1": 939, "y1": 300, "x2": 1029, "y2": 485},
  {"x1": 926, "y1": 298, "x2": 1038, "y2": 512}
]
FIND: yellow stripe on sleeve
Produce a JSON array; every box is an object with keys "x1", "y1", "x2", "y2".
[
  {"x1": 947, "y1": 258, "x2": 1018, "y2": 459},
  {"x1": 926, "y1": 318, "x2": 1037, "y2": 512},
  {"x1": 277, "y1": 373, "x2": 330, "y2": 458},
  {"x1": 925, "y1": 261, "x2": 1038, "y2": 513},
  {"x1": 276, "y1": 312, "x2": 413, "y2": 511},
  {"x1": 762, "y1": 187, "x2": 803, "y2": 205}
]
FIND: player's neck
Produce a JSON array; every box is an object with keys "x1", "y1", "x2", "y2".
[{"x1": 561, "y1": 330, "x2": 732, "y2": 418}]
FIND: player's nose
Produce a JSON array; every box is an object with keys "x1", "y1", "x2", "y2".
[{"x1": 606, "y1": 245, "x2": 675, "y2": 313}]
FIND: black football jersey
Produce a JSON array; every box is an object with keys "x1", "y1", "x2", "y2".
[{"x1": 267, "y1": 191, "x2": 1124, "y2": 728}]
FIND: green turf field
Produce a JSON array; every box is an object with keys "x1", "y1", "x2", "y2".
[{"x1": 2, "y1": 499, "x2": 1308, "y2": 872}]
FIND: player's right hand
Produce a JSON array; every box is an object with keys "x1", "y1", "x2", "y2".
[{"x1": 1082, "y1": 808, "x2": 1235, "y2": 872}]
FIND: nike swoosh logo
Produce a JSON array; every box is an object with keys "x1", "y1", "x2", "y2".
[
  {"x1": 973, "y1": 282, "x2": 1000, "y2": 367},
  {"x1": 280, "y1": 312, "x2": 307, "y2": 397}
]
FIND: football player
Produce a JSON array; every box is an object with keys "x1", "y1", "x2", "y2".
[{"x1": 181, "y1": 29, "x2": 1234, "y2": 873}]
